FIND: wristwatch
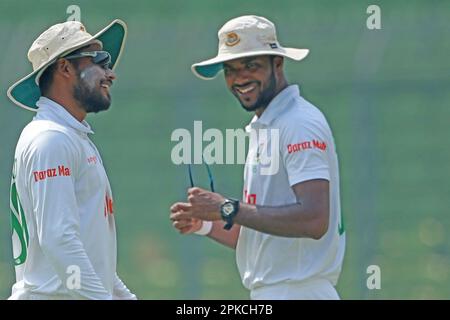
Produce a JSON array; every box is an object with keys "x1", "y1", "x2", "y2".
[{"x1": 220, "y1": 198, "x2": 240, "y2": 230}]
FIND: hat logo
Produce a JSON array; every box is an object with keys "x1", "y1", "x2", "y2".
[
  {"x1": 225, "y1": 32, "x2": 240, "y2": 47},
  {"x1": 80, "y1": 25, "x2": 85, "y2": 32}
]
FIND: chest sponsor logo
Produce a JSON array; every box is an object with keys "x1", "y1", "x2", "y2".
[
  {"x1": 244, "y1": 189, "x2": 257, "y2": 205},
  {"x1": 33, "y1": 165, "x2": 71, "y2": 182},
  {"x1": 87, "y1": 155, "x2": 98, "y2": 165},
  {"x1": 104, "y1": 194, "x2": 114, "y2": 217},
  {"x1": 287, "y1": 139, "x2": 327, "y2": 154}
]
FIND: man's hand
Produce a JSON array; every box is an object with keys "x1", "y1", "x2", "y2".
[
  {"x1": 170, "y1": 188, "x2": 241, "y2": 248},
  {"x1": 171, "y1": 217, "x2": 203, "y2": 234},
  {"x1": 170, "y1": 187, "x2": 225, "y2": 228}
]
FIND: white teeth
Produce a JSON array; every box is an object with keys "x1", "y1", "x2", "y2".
[
  {"x1": 237, "y1": 85, "x2": 255, "y2": 94},
  {"x1": 101, "y1": 84, "x2": 109, "y2": 88}
]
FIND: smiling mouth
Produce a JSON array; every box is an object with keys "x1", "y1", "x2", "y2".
[
  {"x1": 234, "y1": 83, "x2": 257, "y2": 96},
  {"x1": 100, "y1": 81, "x2": 112, "y2": 91}
]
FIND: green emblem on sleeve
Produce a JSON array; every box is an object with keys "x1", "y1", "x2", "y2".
[
  {"x1": 10, "y1": 159, "x2": 29, "y2": 266},
  {"x1": 338, "y1": 211, "x2": 345, "y2": 236}
]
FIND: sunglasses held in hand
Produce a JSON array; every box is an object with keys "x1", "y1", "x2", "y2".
[{"x1": 187, "y1": 163, "x2": 215, "y2": 192}]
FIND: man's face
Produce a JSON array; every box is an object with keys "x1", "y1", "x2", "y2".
[
  {"x1": 71, "y1": 43, "x2": 116, "y2": 113},
  {"x1": 223, "y1": 55, "x2": 277, "y2": 112}
]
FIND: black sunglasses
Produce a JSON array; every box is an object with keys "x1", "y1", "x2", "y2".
[
  {"x1": 187, "y1": 163, "x2": 215, "y2": 192},
  {"x1": 64, "y1": 50, "x2": 112, "y2": 68}
]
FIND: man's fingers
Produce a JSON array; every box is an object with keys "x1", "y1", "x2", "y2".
[
  {"x1": 170, "y1": 202, "x2": 191, "y2": 213},
  {"x1": 188, "y1": 187, "x2": 202, "y2": 196},
  {"x1": 179, "y1": 226, "x2": 194, "y2": 234},
  {"x1": 173, "y1": 219, "x2": 192, "y2": 229},
  {"x1": 170, "y1": 215, "x2": 204, "y2": 235},
  {"x1": 188, "y1": 194, "x2": 196, "y2": 203},
  {"x1": 172, "y1": 219, "x2": 199, "y2": 234},
  {"x1": 170, "y1": 203, "x2": 178, "y2": 213},
  {"x1": 170, "y1": 210, "x2": 191, "y2": 221}
]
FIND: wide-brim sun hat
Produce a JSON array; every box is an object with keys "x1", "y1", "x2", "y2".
[
  {"x1": 7, "y1": 19, "x2": 127, "y2": 111},
  {"x1": 191, "y1": 15, "x2": 309, "y2": 80}
]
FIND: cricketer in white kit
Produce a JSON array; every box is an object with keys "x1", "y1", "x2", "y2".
[
  {"x1": 7, "y1": 19, "x2": 135, "y2": 299},
  {"x1": 170, "y1": 15, "x2": 345, "y2": 299}
]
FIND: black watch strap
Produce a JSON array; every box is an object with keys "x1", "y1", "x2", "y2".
[{"x1": 221, "y1": 198, "x2": 239, "y2": 230}]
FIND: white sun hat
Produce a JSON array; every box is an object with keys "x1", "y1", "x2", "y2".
[
  {"x1": 7, "y1": 19, "x2": 127, "y2": 111},
  {"x1": 191, "y1": 15, "x2": 309, "y2": 80}
]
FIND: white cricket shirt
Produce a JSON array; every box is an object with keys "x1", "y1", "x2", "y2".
[
  {"x1": 236, "y1": 85, "x2": 346, "y2": 291},
  {"x1": 9, "y1": 97, "x2": 134, "y2": 299}
]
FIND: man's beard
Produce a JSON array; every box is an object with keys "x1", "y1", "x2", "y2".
[
  {"x1": 235, "y1": 69, "x2": 277, "y2": 113},
  {"x1": 73, "y1": 67, "x2": 111, "y2": 113}
]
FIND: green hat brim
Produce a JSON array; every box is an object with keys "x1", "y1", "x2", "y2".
[{"x1": 191, "y1": 48, "x2": 309, "y2": 80}]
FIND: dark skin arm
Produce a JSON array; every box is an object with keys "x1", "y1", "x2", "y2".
[{"x1": 170, "y1": 179, "x2": 330, "y2": 248}]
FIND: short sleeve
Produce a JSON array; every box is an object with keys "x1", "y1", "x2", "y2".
[{"x1": 280, "y1": 117, "x2": 331, "y2": 187}]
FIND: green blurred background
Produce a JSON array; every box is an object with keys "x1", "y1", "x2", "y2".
[{"x1": 1, "y1": 0, "x2": 449, "y2": 299}]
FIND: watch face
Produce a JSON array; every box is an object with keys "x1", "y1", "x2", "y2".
[{"x1": 222, "y1": 203, "x2": 235, "y2": 216}]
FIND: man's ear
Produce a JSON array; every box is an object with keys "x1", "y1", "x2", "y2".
[
  {"x1": 273, "y1": 56, "x2": 284, "y2": 72},
  {"x1": 272, "y1": 56, "x2": 284, "y2": 81},
  {"x1": 54, "y1": 59, "x2": 76, "y2": 80}
]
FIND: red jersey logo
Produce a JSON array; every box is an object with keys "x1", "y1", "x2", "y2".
[
  {"x1": 104, "y1": 194, "x2": 114, "y2": 217},
  {"x1": 287, "y1": 139, "x2": 327, "y2": 154},
  {"x1": 33, "y1": 165, "x2": 71, "y2": 182},
  {"x1": 244, "y1": 189, "x2": 257, "y2": 205}
]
